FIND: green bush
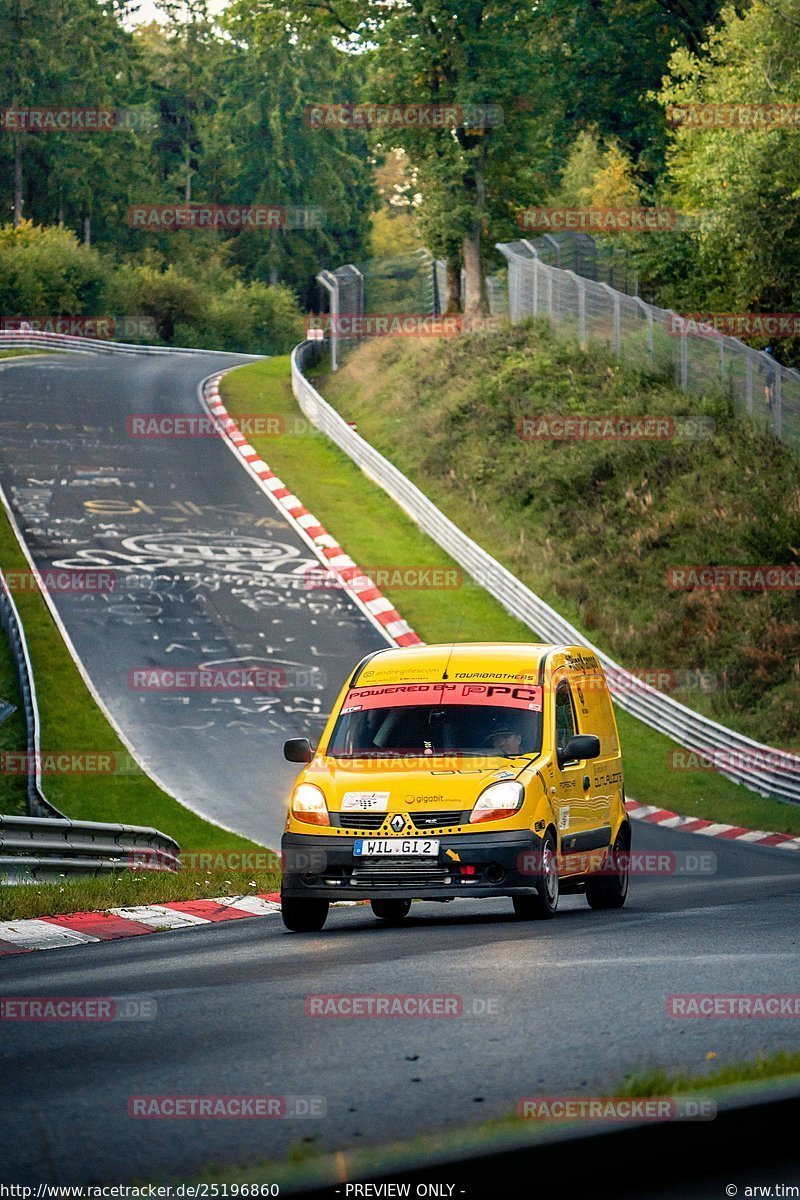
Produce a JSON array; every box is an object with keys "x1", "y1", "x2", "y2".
[
  {"x1": 177, "y1": 280, "x2": 303, "y2": 355},
  {"x1": 0, "y1": 222, "x2": 107, "y2": 317},
  {"x1": 0, "y1": 221, "x2": 305, "y2": 355},
  {"x1": 109, "y1": 264, "x2": 302, "y2": 354},
  {"x1": 106, "y1": 263, "x2": 206, "y2": 344}
]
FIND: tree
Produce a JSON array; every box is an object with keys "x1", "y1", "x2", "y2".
[
  {"x1": 241, "y1": 2, "x2": 541, "y2": 315},
  {"x1": 0, "y1": 0, "x2": 151, "y2": 242},
  {"x1": 524, "y1": 0, "x2": 741, "y2": 184},
  {"x1": 656, "y1": 0, "x2": 800, "y2": 361}
]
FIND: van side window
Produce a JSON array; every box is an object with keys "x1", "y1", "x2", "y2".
[{"x1": 555, "y1": 684, "x2": 577, "y2": 752}]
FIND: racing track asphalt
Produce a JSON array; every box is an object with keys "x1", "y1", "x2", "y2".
[
  {"x1": 1, "y1": 349, "x2": 800, "y2": 1188},
  {"x1": 0, "y1": 349, "x2": 388, "y2": 846},
  {"x1": 0, "y1": 822, "x2": 799, "y2": 1184}
]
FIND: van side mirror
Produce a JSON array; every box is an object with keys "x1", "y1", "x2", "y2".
[
  {"x1": 284, "y1": 737, "x2": 314, "y2": 763},
  {"x1": 559, "y1": 733, "x2": 601, "y2": 768}
]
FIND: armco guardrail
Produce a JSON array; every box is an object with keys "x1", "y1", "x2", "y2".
[
  {"x1": 0, "y1": 815, "x2": 180, "y2": 881},
  {"x1": 0, "y1": 329, "x2": 169, "y2": 356},
  {"x1": 292, "y1": 340, "x2": 800, "y2": 805},
  {"x1": 0, "y1": 329, "x2": 264, "y2": 357},
  {"x1": 0, "y1": 568, "x2": 62, "y2": 819},
  {"x1": 0, "y1": 566, "x2": 181, "y2": 878}
]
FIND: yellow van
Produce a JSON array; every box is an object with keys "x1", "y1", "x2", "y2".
[{"x1": 280, "y1": 642, "x2": 630, "y2": 931}]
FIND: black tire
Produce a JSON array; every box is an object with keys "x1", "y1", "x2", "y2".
[
  {"x1": 513, "y1": 830, "x2": 559, "y2": 920},
  {"x1": 586, "y1": 827, "x2": 630, "y2": 910},
  {"x1": 371, "y1": 899, "x2": 412, "y2": 923},
  {"x1": 280, "y1": 897, "x2": 329, "y2": 932}
]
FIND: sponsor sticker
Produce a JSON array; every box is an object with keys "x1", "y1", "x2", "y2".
[
  {"x1": 340, "y1": 681, "x2": 543, "y2": 713},
  {"x1": 341, "y1": 791, "x2": 390, "y2": 812}
]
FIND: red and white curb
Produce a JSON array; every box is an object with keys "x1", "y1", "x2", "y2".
[
  {"x1": 626, "y1": 798, "x2": 800, "y2": 851},
  {"x1": 0, "y1": 892, "x2": 283, "y2": 956},
  {"x1": 202, "y1": 372, "x2": 422, "y2": 649}
]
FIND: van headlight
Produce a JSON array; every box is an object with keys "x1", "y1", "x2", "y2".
[
  {"x1": 291, "y1": 783, "x2": 330, "y2": 827},
  {"x1": 470, "y1": 780, "x2": 524, "y2": 823}
]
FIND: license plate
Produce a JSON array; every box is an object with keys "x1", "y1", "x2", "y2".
[{"x1": 353, "y1": 838, "x2": 440, "y2": 857}]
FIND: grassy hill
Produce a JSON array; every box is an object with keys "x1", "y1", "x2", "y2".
[{"x1": 321, "y1": 321, "x2": 799, "y2": 749}]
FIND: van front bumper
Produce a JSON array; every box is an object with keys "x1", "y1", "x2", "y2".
[{"x1": 281, "y1": 830, "x2": 546, "y2": 901}]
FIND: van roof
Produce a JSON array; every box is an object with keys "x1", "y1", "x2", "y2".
[{"x1": 353, "y1": 642, "x2": 594, "y2": 687}]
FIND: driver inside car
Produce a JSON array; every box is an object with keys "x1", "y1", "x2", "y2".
[{"x1": 486, "y1": 723, "x2": 525, "y2": 756}]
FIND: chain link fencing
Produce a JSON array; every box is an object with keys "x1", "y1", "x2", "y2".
[{"x1": 496, "y1": 236, "x2": 799, "y2": 452}]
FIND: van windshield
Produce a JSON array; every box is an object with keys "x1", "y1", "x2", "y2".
[{"x1": 327, "y1": 680, "x2": 543, "y2": 759}]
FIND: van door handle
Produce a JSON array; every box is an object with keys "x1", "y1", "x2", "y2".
[{"x1": 582, "y1": 775, "x2": 590, "y2": 791}]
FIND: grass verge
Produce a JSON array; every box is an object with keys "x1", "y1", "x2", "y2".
[
  {"x1": 185, "y1": 1050, "x2": 800, "y2": 1186},
  {"x1": 0, "y1": 870, "x2": 280, "y2": 921},
  {"x1": 221, "y1": 356, "x2": 800, "y2": 836}
]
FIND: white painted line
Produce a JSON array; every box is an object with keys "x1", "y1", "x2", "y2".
[
  {"x1": 627, "y1": 804, "x2": 662, "y2": 819},
  {"x1": 365, "y1": 596, "x2": 395, "y2": 616},
  {"x1": 109, "y1": 905, "x2": 209, "y2": 929},
  {"x1": 213, "y1": 896, "x2": 282, "y2": 915},
  {"x1": 0, "y1": 920, "x2": 99, "y2": 949}
]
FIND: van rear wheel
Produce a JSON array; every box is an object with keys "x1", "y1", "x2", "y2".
[
  {"x1": 281, "y1": 897, "x2": 329, "y2": 932},
  {"x1": 586, "y1": 828, "x2": 630, "y2": 910},
  {"x1": 513, "y1": 831, "x2": 559, "y2": 919},
  {"x1": 371, "y1": 899, "x2": 412, "y2": 923}
]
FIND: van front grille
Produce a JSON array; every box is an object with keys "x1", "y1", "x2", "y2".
[
  {"x1": 408, "y1": 811, "x2": 467, "y2": 830},
  {"x1": 333, "y1": 812, "x2": 386, "y2": 829}
]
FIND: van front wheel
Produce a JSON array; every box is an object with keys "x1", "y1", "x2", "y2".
[
  {"x1": 586, "y1": 829, "x2": 630, "y2": 910},
  {"x1": 281, "y1": 897, "x2": 329, "y2": 932},
  {"x1": 513, "y1": 832, "x2": 559, "y2": 919}
]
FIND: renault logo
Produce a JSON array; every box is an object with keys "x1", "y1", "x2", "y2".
[{"x1": 390, "y1": 814, "x2": 405, "y2": 833}]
